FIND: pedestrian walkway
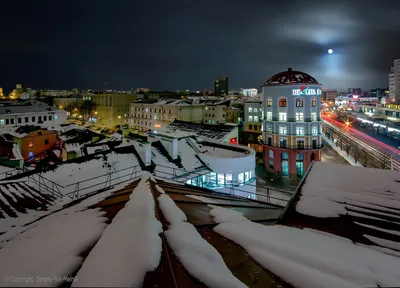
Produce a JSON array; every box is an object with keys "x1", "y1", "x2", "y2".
[{"x1": 323, "y1": 136, "x2": 364, "y2": 167}]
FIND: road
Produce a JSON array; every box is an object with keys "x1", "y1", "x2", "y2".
[
  {"x1": 323, "y1": 115, "x2": 400, "y2": 155},
  {"x1": 322, "y1": 115, "x2": 400, "y2": 169}
]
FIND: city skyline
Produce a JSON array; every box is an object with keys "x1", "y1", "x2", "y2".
[{"x1": 1, "y1": 0, "x2": 400, "y2": 92}]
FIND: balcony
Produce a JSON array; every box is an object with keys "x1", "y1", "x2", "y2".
[{"x1": 259, "y1": 140, "x2": 324, "y2": 150}]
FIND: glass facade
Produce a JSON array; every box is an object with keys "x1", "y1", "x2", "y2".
[{"x1": 186, "y1": 170, "x2": 254, "y2": 189}]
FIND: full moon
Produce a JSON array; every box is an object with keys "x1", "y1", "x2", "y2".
[{"x1": 328, "y1": 49, "x2": 333, "y2": 54}]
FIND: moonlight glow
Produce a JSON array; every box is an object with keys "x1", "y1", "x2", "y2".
[{"x1": 328, "y1": 49, "x2": 333, "y2": 54}]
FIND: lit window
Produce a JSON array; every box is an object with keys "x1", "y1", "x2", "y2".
[
  {"x1": 312, "y1": 98, "x2": 317, "y2": 107},
  {"x1": 296, "y1": 98, "x2": 304, "y2": 107},
  {"x1": 0, "y1": 119, "x2": 4, "y2": 125},
  {"x1": 267, "y1": 125, "x2": 272, "y2": 132},
  {"x1": 254, "y1": 116, "x2": 259, "y2": 122},
  {"x1": 269, "y1": 150, "x2": 274, "y2": 158},
  {"x1": 296, "y1": 112, "x2": 304, "y2": 121},
  {"x1": 145, "y1": 108, "x2": 149, "y2": 112},
  {"x1": 226, "y1": 174, "x2": 232, "y2": 184},
  {"x1": 28, "y1": 152, "x2": 34, "y2": 158},
  {"x1": 248, "y1": 116, "x2": 253, "y2": 121},
  {"x1": 312, "y1": 125, "x2": 318, "y2": 135},
  {"x1": 296, "y1": 126, "x2": 305, "y2": 136},
  {"x1": 253, "y1": 108, "x2": 258, "y2": 113},
  {"x1": 238, "y1": 173, "x2": 244, "y2": 183},
  {"x1": 266, "y1": 112, "x2": 272, "y2": 121},
  {"x1": 28, "y1": 142, "x2": 33, "y2": 148},
  {"x1": 279, "y1": 98, "x2": 287, "y2": 107},
  {"x1": 279, "y1": 126, "x2": 287, "y2": 135},
  {"x1": 311, "y1": 112, "x2": 317, "y2": 121},
  {"x1": 279, "y1": 112, "x2": 287, "y2": 121},
  {"x1": 54, "y1": 114, "x2": 58, "y2": 120},
  {"x1": 248, "y1": 107, "x2": 253, "y2": 112},
  {"x1": 154, "y1": 115, "x2": 157, "y2": 120},
  {"x1": 218, "y1": 174, "x2": 225, "y2": 186},
  {"x1": 267, "y1": 99, "x2": 272, "y2": 107}
]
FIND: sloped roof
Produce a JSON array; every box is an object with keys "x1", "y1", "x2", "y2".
[
  {"x1": 1, "y1": 173, "x2": 400, "y2": 287},
  {"x1": 280, "y1": 161, "x2": 400, "y2": 256}
]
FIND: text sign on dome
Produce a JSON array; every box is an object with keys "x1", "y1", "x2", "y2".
[{"x1": 292, "y1": 86, "x2": 322, "y2": 96}]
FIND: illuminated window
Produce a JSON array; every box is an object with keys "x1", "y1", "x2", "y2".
[
  {"x1": 28, "y1": 152, "x2": 34, "y2": 158},
  {"x1": 279, "y1": 98, "x2": 287, "y2": 107},
  {"x1": 225, "y1": 174, "x2": 232, "y2": 184},
  {"x1": 238, "y1": 173, "x2": 244, "y2": 183},
  {"x1": 253, "y1": 108, "x2": 258, "y2": 113},
  {"x1": 145, "y1": 108, "x2": 149, "y2": 112},
  {"x1": 296, "y1": 112, "x2": 304, "y2": 121},
  {"x1": 312, "y1": 125, "x2": 318, "y2": 135},
  {"x1": 0, "y1": 119, "x2": 4, "y2": 125},
  {"x1": 267, "y1": 125, "x2": 272, "y2": 132},
  {"x1": 267, "y1": 98, "x2": 272, "y2": 107},
  {"x1": 218, "y1": 173, "x2": 225, "y2": 186},
  {"x1": 279, "y1": 126, "x2": 287, "y2": 135},
  {"x1": 269, "y1": 150, "x2": 274, "y2": 158},
  {"x1": 296, "y1": 126, "x2": 305, "y2": 135},
  {"x1": 312, "y1": 98, "x2": 317, "y2": 107},
  {"x1": 248, "y1": 107, "x2": 253, "y2": 112},
  {"x1": 297, "y1": 140, "x2": 305, "y2": 149},
  {"x1": 28, "y1": 142, "x2": 33, "y2": 148},
  {"x1": 154, "y1": 115, "x2": 157, "y2": 120},
  {"x1": 254, "y1": 116, "x2": 259, "y2": 122},
  {"x1": 279, "y1": 112, "x2": 287, "y2": 121},
  {"x1": 248, "y1": 116, "x2": 253, "y2": 121},
  {"x1": 311, "y1": 112, "x2": 317, "y2": 121},
  {"x1": 296, "y1": 98, "x2": 304, "y2": 107}
]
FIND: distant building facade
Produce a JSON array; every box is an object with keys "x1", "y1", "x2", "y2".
[
  {"x1": 389, "y1": 59, "x2": 400, "y2": 102},
  {"x1": 261, "y1": 68, "x2": 323, "y2": 177},
  {"x1": 86, "y1": 94, "x2": 136, "y2": 128},
  {"x1": 241, "y1": 88, "x2": 258, "y2": 97},
  {"x1": 130, "y1": 100, "x2": 204, "y2": 132},
  {"x1": 321, "y1": 89, "x2": 337, "y2": 105},
  {"x1": 214, "y1": 76, "x2": 228, "y2": 96},
  {"x1": 243, "y1": 96, "x2": 263, "y2": 153}
]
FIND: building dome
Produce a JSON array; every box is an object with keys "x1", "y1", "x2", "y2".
[{"x1": 263, "y1": 68, "x2": 319, "y2": 87}]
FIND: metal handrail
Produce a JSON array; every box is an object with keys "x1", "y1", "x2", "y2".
[{"x1": 278, "y1": 160, "x2": 315, "y2": 221}]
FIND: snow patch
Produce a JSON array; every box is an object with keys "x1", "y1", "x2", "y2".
[
  {"x1": 208, "y1": 204, "x2": 249, "y2": 223},
  {"x1": 214, "y1": 223, "x2": 400, "y2": 288},
  {"x1": 73, "y1": 177, "x2": 162, "y2": 287}
]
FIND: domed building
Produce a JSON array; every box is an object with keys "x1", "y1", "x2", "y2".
[{"x1": 261, "y1": 68, "x2": 323, "y2": 177}]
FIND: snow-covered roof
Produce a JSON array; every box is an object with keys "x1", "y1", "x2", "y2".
[
  {"x1": 0, "y1": 175, "x2": 283, "y2": 287},
  {"x1": 64, "y1": 143, "x2": 83, "y2": 153},
  {"x1": 0, "y1": 101, "x2": 58, "y2": 115},
  {"x1": 1, "y1": 174, "x2": 399, "y2": 287},
  {"x1": 159, "y1": 120, "x2": 238, "y2": 140},
  {"x1": 281, "y1": 161, "x2": 400, "y2": 257}
]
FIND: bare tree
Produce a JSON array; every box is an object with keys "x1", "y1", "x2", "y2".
[
  {"x1": 352, "y1": 145, "x2": 360, "y2": 164},
  {"x1": 381, "y1": 154, "x2": 390, "y2": 170},
  {"x1": 344, "y1": 142, "x2": 352, "y2": 156},
  {"x1": 360, "y1": 150, "x2": 370, "y2": 167}
]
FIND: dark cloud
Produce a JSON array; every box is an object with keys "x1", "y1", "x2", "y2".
[{"x1": 0, "y1": 0, "x2": 399, "y2": 92}]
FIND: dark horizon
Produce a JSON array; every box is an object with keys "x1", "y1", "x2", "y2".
[{"x1": 1, "y1": 0, "x2": 399, "y2": 94}]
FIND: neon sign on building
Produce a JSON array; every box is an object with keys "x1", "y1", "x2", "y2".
[{"x1": 293, "y1": 86, "x2": 322, "y2": 96}]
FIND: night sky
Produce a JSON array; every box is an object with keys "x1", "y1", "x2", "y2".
[{"x1": 1, "y1": 0, "x2": 400, "y2": 93}]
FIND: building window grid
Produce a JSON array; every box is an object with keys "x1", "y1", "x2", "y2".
[
  {"x1": 296, "y1": 98, "x2": 304, "y2": 107},
  {"x1": 279, "y1": 112, "x2": 287, "y2": 121},
  {"x1": 296, "y1": 126, "x2": 305, "y2": 136}
]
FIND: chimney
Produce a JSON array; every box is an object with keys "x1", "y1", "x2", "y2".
[{"x1": 161, "y1": 137, "x2": 179, "y2": 159}]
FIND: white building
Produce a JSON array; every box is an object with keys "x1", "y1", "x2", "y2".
[
  {"x1": 389, "y1": 59, "x2": 400, "y2": 102},
  {"x1": 146, "y1": 132, "x2": 256, "y2": 195},
  {"x1": 261, "y1": 68, "x2": 323, "y2": 177},
  {"x1": 0, "y1": 101, "x2": 67, "y2": 130},
  {"x1": 241, "y1": 88, "x2": 258, "y2": 97}
]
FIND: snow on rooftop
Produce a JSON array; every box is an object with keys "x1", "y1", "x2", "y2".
[
  {"x1": 297, "y1": 162, "x2": 400, "y2": 217},
  {"x1": 0, "y1": 208, "x2": 108, "y2": 287},
  {"x1": 11, "y1": 144, "x2": 23, "y2": 160},
  {"x1": 73, "y1": 177, "x2": 162, "y2": 287},
  {"x1": 157, "y1": 186, "x2": 247, "y2": 288},
  {"x1": 294, "y1": 162, "x2": 400, "y2": 253},
  {"x1": 213, "y1": 220, "x2": 400, "y2": 288},
  {"x1": 40, "y1": 152, "x2": 141, "y2": 196}
]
